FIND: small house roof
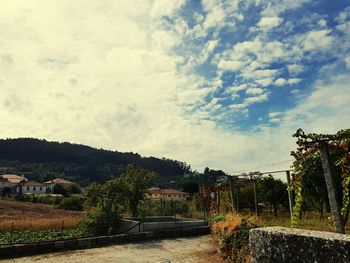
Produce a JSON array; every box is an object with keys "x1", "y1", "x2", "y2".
[
  {"x1": 0, "y1": 174, "x2": 27, "y2": 183},
  {"x1": 149, "y1": 188, "x2": 189, "y2": 195},
  {"x1": 44, "y1": 178, "x2": 73, "y2": 185}
]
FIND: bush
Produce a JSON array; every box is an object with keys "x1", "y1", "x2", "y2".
[
  {"x1": 56, "y1": 195, "x2": 85, "y2": 211},
  {"x1": 79, "y1": 207, "x2": 121, "y2": 235},
  {"x1": 211, "y1": 213, "x2": 257, "y2": 263}
]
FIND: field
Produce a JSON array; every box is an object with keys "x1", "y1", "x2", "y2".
[{"x1": 0, "y1": 199, "x2": 83, "y2": 232}]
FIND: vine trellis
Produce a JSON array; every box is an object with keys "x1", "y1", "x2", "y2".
[{"x1": 290, "y1": 128, "x2": 350, "y2": 233}]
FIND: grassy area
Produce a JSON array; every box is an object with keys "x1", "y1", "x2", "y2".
[
  {"x1": 250, "y1": 210, "x2": 350, "y2": 233},
  {"x1": 0, "y1": 199, "x2": 83, "y2": 232}
]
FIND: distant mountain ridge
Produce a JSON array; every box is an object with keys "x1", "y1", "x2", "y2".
[{"x1": 0, "y1": 138, "x2": 191, "y2": 185}]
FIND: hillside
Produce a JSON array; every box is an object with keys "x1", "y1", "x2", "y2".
[{"x1": 0, "y1": 138, "x2": 191, "y2": 185}]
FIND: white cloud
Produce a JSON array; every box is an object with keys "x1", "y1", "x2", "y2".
[
  {"x1": 151, "y1": 0, "x2": 186, "y2": 18},
  {"x1": 255, "y1": 77, "x2": 275, "y2": 86},
  {"x1": 286, "y1": 78, "x2": 301, "y2": 85},
  {"x1": 344, "y1": 56, "x2": 350, "y2": 69},
  {"x1": 246, "y1": 87, "x2": 264, "y2": 95},
  {"x1": 274, "y1": 78, "x2": 286, "y2": 86},
  {"x1": 301, "y1": 29, "x2": 334, "y2": 52},
  {"x1": 217, "y1": 59, "x2": 244, "y2": 71},
  {"x1": 257, "y1": 16, "x2": 282, "y2": 28},
  {"x1": 287, "y1": 64, "x2": 304, "y2": 75}
]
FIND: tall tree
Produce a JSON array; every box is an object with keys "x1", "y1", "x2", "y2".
[{"x1": 121, "y1": 164, "x2": 157, "y2": 217}]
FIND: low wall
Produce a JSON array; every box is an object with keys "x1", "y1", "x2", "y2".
[
  {"x1": 0, "y1": 226, "x2": 210, "y2": 259},
  {"x1": 143, "y1": 220, "x2": 206, "y2": 232},
  {"x1": 249, "y1": 226, "x2": 350, "y2": 263}
]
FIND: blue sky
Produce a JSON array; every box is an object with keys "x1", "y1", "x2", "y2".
[{"x1": 0, "y1": 0, "x2": 349, "y2": 174}]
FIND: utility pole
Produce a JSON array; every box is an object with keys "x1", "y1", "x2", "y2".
[
  {"x1": 286, "y1": 170, "x2": 294, "y2": 220},
  {"x1": 319, "y1": 141, "x2": 345, "y2": 234},
  {"x1": 228, "y1": 177, "x2": 235, "y2": 213},
  {"x1": 253, "y1": 178, "x2": 259, "y2": 216}
]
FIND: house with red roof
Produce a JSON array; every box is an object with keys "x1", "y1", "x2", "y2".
[{"x1": 147, "y1": 188, "x2": 190, "y2": 201}]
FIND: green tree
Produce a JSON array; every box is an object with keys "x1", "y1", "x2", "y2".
[
  {"x1": 52, "y1": 184, "x2": 67, "y2": 196},
  {"x1": 121, "y1": 164, "x2": 157, "y2": 217},
  {"x1": 182, "y1": 181, "x2": 199, "y2": 195},
  {"x1": 80, "y1": 179, "x2": 126, "y2": 235},
  {"x1": 258, "y1": 176, "x2": 287, "y2": 217},
  {"x1": 65, "y1": 183, "x2": 82, "y2": 195}
]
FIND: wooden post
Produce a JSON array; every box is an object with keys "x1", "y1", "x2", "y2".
[
  {"x1": 286, "y1": 171, "x2": 294, "y2": 220},
  {"x1": 253, "y1": 179, "x2": 259, "y2": 216},
  {"x1": 216, "y1": 188, "x2": 221, "y2": 214},
  {"x1": 229, "y1": 177, "x2": 235, "y2": 213},
  {"x1": 236, "y1": 186, "x2": 240, "y2": 212},
  {"x1": 319, "y1": 141, "x2": 345, "y2": 234}
]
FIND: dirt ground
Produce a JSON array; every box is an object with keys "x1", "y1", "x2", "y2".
[
  {"x1": 1, "y1": 235, "x2": 227, "y2": 263},
  {"x1": 0, "y1": 199, "x2": 82, "y2": 231}
]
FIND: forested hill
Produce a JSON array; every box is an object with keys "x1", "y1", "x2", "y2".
[{"x1": 0, "y1": 138, "x2": 191, "y2": 185}]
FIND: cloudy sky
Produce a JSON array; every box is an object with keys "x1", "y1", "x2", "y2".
[{"x1": 0, "y1": 0, "x2": 349, "y2": 175}]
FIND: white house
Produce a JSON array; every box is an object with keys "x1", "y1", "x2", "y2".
[
  {"x1": 16, "y1": 181, "x2": 47, "y2": 195},
  {"x1": 147, "y1": 188, "x2": 190, "y2": 202}
]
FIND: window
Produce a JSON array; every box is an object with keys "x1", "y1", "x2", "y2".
[
  {"x1": 27, "y1": 187, "x2": 29, "y2": 190},
  {"x1": 40, "y1": 187, "x2": 42, "y2": 191},
  {"x1": 33, "y1": 187, "x2": 36, "y2": 191},
  {"x1": 168, "y1": 195, "x2": 171, "y2": 197}
]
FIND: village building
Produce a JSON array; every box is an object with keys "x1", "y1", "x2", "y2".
[
  {"x1": 16, "y1": 181, "x2": 47, "y2": 195},
  {"x1": 0, "y1": 174, "x2": 27, "y2": 184},
  {"x1": 44, "y1": 178, "x2": 74, "y2": 188},
  {"x1": 147, "y1": 188, "x2": 190, "y2": 201}
]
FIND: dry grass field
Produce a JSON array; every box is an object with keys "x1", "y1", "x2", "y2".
[{"x1": 0, "y1": 199, "x2": 83, "y2": 231}]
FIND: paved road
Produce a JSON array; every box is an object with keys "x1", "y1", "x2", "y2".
[{"x1": 1, "y1": 235, "x2": 221, "y2": 263}]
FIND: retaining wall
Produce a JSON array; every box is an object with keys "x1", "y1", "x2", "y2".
[
  {"x1": 249, "y1": 226, "x2": 350, "y2": 263},
  {"x1": 0, "y1": 226, "x2": 210, "y2": 259}
]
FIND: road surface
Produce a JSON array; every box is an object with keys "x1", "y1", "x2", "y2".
[{"x1": 1, "y1": 235, "x2": 224, "y2": 263}]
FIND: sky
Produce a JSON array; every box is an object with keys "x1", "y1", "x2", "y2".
[{"x1": 0, "y1": 0, "x2": 349, "y2": 176}]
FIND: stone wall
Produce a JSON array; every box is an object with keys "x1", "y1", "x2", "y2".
[
  {"x1": 249, "y1": 226, "x2": 350, "y2": 263},
  {"x1": 0, "y1": 226, "x2": 210, "y2": 259}
]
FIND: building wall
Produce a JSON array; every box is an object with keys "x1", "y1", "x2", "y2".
[
  {"x1": 17, "y1": 186, "x2": 47, "y2": 194},
  {"x1": 150, "y1": 193, "x2": 188, "y2": 201}
]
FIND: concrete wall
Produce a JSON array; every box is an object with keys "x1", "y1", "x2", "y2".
[
  {"x1": 0, "y1": 226, "x2": 210, "y2": 259},
  {"x1": 249, "y1": 226, "x2": 350, "y2": 263}
]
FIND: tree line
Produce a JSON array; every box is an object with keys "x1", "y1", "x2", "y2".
[{"x1": 0, "y1": 138, "x2": 191, "y2": 186}]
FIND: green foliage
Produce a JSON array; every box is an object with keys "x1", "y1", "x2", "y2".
[
  {"x1": 56, "y1": 195, "x2": 85, "y2": 211},
  {"x1": 121, "y1": 164, "x2": 157, "y2": 217},
  {"x1": 212, "y1": 214, "x2": 225, "y2": 223},
  {"x1": 291, "y1": 128, "x2": 350, "y2": 228},
  {"x1": 52, "y1": 184, "x2": 67, "y2": 196},
  {"x1": 258, "y1": 176, "x2": 287, "y2": 217},
  {"x1": 65, "y1": 183, "x2": 82, "y2": 195},
  {"x1": 0, "y1": 229, "x2": 83, "y2": 245},
  {"x1": 79, "y1": 207, "x2": 121, "y2": 235},
  {"x1": 0, "y1": 138, "x2": 192, "y2": 185},
  {"x1": 80, "y1": 179, "x2": 126, "y2": 235},
  {"x1": 182, "y1": 181, "x2": 199, "y2": 194}
]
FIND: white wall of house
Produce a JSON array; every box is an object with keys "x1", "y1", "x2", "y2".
[
  {"x1": 151, "y1": 193, "x2": 188, "y2": 201},
  {"x1": 17, "y1": 186, "x2": 47, "y2": 194}
]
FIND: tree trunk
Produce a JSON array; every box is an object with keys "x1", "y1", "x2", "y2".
[{"x1": 319, "y1": 141, "x2": 345, "y2": 234}]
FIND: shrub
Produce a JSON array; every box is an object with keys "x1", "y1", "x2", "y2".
[
  {"x1": 211, "y1": 213, "x2": 257, "y2": 263},
  {"x1": 78, "y1": 207, "x2": 121, "y2": 235},
  {"x1": 56, "y1": 195, "x2": 85, "y2": 211}
]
